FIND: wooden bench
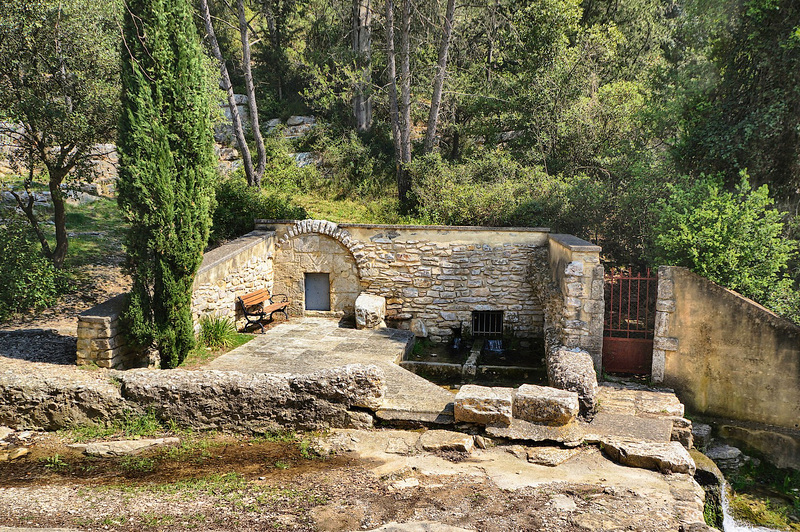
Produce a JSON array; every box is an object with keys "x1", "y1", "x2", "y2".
[{"x1": 236, "y1": 289, "x2": 289, "y2": 333}]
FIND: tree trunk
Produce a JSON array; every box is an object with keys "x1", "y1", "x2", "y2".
[
  {"x1": 397, "y1": 0, "x2": 412, "y2": 210},
  {"x1": 386, "y1": 0, "x2": 403, "y2": 178},
  {"x1": 237, "y1": 0, "x2": 266, "y2": 186},
  {"x1": 49, "y1": 169, "x2": 69, "y2": 269},
  {"x1": 423, "y1": 0, "x2": 456, "y2": 153},
  {"x1": 199, "y1": 0, "x2": 257, "y2": 186},
  {"x1": 352, "y1": 0, "x2": 372, "y2": 131}
]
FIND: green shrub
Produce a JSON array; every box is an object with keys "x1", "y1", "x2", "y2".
[
  {"x1": 652, "y1": 174, "x2": 800, "y2": 322},
  {"x1": 198, "y1": 315, "x2": 238, "y2": 349},
  {"x1": 210, "y1": 172, "x2": 307, "y2": 245},
  {"x1": 0, "y1": 218, "x2": 68, "y2": 320},
  {"x1": 408, "y1": 152, "x2": 572, "y2": 227}
]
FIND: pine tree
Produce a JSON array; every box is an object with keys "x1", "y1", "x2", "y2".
[{"x1": 117, "y1": 0, "x2": 215, "y2": 368}]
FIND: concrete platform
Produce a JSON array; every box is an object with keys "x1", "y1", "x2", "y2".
[{"x1": 205, "y1": 318, "x2": 456, "y2": 424}]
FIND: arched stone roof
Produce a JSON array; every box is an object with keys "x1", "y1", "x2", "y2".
[{"x1": 275, "y1": 219, "x2": 370, "y2": 279}]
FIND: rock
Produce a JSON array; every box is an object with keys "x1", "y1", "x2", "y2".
[
  {"x1": 286, "y1": 115, "x2": 314, "y2": 126},
  {"x1": 0, "y1": 447, "x2": 28, "y2": 461},
  {"x1": 388, "y1": 478, "x2": 419, "y2": 491},
  {"x1": 670, "y1": 417, "x2": 694, "y2": 449},
  {"x1": 355, "y1": 293, "x2": 386, "y2": 330},
  {"x1": 453, "y1": 385, "x2": 513, "y2": 426},
  {"x1": 419, "y1": 430, "x2": 474, "y2": 453},
  {"x1": 513, "y1": 384, "x2": 579, "y2": 425},
  {"x1": 265, "y1": 118, "x2": 282, "y2": 132},
  {"x1": 474, "y1": 435, "x2": 488, "y2": 449},
  {"x1": 410, "y1": 318, "x2": 428, "y2": 338},
  {"x1": 602, "y1": 440, "x2": 696, "y2": 475},
  {"x1": 118, "y1": 364, "x2": 386, "y2": 432},
  {"x1": 692, "y1": 423, "x2": 712, "y2": 451},
  {"x1": 69, "y1": 437, "x2": 180, "y2": 457},
  {"x1": 505, "y1": 445, "x2": 528, "y2": 460},
  {"x1": 0, "y1": 426, "x2": 12, "y2": 441},
  {"x1": 487, "y1": 418, "x2": 584, "y2": 446},
  {"x1": 690, "y1": 449, "x2": 725, "y2": 530},
  {"x1": 705, "y1": 444, "x2": 744, "y2": 474},
  {"x1": 546, "y1": 347, "x2": 598, "y2": 414},
  {"x1": 363, "y1": 522, "x2": 473, "y2": 532},
  {"x1": 527, "y1": 446, "x2": 583, "y2": 467}
]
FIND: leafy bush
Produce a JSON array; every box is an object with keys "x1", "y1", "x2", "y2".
[
  {"x1": 652, "y1": 174, "x2": 800, "y2": 322},
  {"x1": 210, "y1": 172, "x2": 307, "y2": 245},
  {"x1": 0, "y1": 218, "x2": 68, "y2": 320},
  {"x1": 198, "y1": 315, "x2": 238, "y2": 349},
  {"x1": 408, "y1": 152, "x2": 573, "y2": 227}
]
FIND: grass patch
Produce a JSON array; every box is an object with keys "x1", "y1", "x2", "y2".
[
  {"x1": 180, "y1": 332, "x2": 252, "y2": 368},
  {"x1": 728, "y1": 492, "x2": 800, "y2": 531},
  {"x1": 64, "y1": 410, "x2": 166, "y2": 442},
  {"x1": 292, "y1": 193, "x2": 419, "y2": 225},
  {"x1": 727, "y1": 457, "x2": 800, "y2": 530},
  {"x1": 198, "y1": 315, "x2": 238, "y2": 349}
]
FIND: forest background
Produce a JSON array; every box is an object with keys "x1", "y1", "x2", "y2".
[{"x1": 0, "y1": 0, "x2": 799, "y2": 324}]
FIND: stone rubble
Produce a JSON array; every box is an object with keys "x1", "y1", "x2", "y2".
[{"x1": 418, "y1": 430, "x2": 475, "y2": 453}]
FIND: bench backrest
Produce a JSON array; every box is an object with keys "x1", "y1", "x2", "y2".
[{"x1": 238, "y1": 289, "x2": 271, "y2": 308}]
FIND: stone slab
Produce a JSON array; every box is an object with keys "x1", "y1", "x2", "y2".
[
  {"x1": 601, "y1": 440, "x2": 696, "y2": 475},
  {"x1": 486, "y1": 418, "x2": 584, "y2": 446},
  {"x1": 68, "y1": 437, "x2": 180, "y2": 457},
  {"x1": 513, "y1": 384, "x2": 579, "y2": 425},
  {"x1": 582, "y1": 412, "x2": 673, "y2": 444}
]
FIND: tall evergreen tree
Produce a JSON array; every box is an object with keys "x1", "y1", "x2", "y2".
[{"x1": 117, "y1": 0, "x2": 215, "y2": 368}]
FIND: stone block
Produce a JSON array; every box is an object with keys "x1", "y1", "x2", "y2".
[
  {"x1": 564, "y1": 261, "x2": 584, "y2": 276},
  {"x1": 453, "y1": 385, "x2": 513, "y2": 426},
  {"x1": 602, "y1": 440, "x2": 696, "y2": 475},
  {"x1": 355, "y1": 293, "x2": 386, "y2": 329},
  {"x1": 546, "y1": 347, "x2": 598, "y2": 413},
  {"x1": 654, "y1": 336, "x2": 679, "y2": 351},
  {"x1": 513, "y1": 384, "x2": 579, "y2": 425},
  {"x1": 656, "y1": 299, "x2": 676, "y2": 313},
  {"x1": 658, "y1": 279, "x2": 674, "y2": 300},
  {"x1": 410, "y1": 318, "x2": 428, "y2": 338}
]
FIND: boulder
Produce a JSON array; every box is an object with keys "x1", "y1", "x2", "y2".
[
  {"x1": 355, "y1": 293, "x2": 386, "y2": 330},
  {"x1": 410, "y1": 318, "x2": 428, "y2": 338},
  {"x1": 602, "y1": 440, "x2": 696, "y2": 475},
  {"x1": 69, "y1": 437, "x2": 180, "y2": 457},
  {"x1": 513, "y1": 384, "x2": 579, "y2": 425},
  {"x1": 453, "y1": 385, "x2": 513, "y2": 426},
  {"x1": 419, "y1": 430, "x2": 474, "y2": 453},
  {"x1": 546, "y1": 347, "x2": 598, "y2": 414},
  {"x1": 287, "y1": 115, "x2": 314, "y2": 126}
]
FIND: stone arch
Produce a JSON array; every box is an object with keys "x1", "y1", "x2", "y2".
[
  {"x1": 273, "y1": 220, "x2": 368, "y2": 316},
  {"x1": 276, "y1": 219, "x2": 371, "y2": 281}
]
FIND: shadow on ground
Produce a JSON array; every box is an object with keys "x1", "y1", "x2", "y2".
[{"x1": 0, "y1": 329, "x2": 76, "y2": 365}]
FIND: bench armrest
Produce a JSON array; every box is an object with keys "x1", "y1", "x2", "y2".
[{"x1": 270, "y1": 294, "x2": 289, "y2": 304}]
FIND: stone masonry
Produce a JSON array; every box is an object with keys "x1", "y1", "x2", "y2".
[
  {"x1": 77, "y1": 220, "x2": 605, "y2": 370},
  {"x1": 76, "y1": 294, "x2": 140, "y2": 369}
]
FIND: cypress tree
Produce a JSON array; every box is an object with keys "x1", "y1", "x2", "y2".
[{"x1": 117, "y1": 0, "x2": 215, "y2": 368}]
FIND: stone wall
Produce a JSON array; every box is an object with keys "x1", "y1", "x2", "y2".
[
  {"x1": 654, "y1": 266, "x2": 800, "y2": 435},
  {"x1": 191, "y1": 231, "x2": 276, "y2": 330},
  {"x1": 261, "y1": 219, "x2": 552, "y2": 343},
  {"x1": 546, "y1": 235, "x2": 605, "y2": 370}
]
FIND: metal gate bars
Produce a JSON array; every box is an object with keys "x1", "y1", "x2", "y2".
[{"x1": 602, "y1": 268, "x2": 657, "y2": 375}]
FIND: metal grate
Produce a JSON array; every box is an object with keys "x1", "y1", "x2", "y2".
[
  {"x1": 604, "y1": 268, "x2": 657, "y2": 339},
  {"x1": 472, "y1": 310, "x2": 503, "y2": 337}
]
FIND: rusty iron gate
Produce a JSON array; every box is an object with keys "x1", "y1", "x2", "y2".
[{"x1": 603, "y1": 268, "x2": 657, "y2": 375}]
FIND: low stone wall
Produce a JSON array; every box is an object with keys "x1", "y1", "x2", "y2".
[
  {"x1": 0, "y1": 364, "x2": 386, "y2": 433},
  {"x1": 191, "y1": 231, "x2": 276, "y2": 330},
  {"x1": 654, "y1": 266, "x2": 800, "y2": 467}
]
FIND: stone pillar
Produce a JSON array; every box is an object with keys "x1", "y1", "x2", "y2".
[
  {"x1": 77, "y1": 294, "x2": 145, "y2": 369},
  {"x1": 652, "y1": 265, "x2": 679, "y2": 383}
]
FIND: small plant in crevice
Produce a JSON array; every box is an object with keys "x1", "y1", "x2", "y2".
[
  {"x1": 41, "y1": 454, "x2": 68, "y2": 471},
  {"x1": 198, "y1": 315, "x2": 238, "y2": 349}
]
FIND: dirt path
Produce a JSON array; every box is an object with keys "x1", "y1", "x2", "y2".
[{"x1": 0, "y1": 430, "x2": 708, "y2": 532}]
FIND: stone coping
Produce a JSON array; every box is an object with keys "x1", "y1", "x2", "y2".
[
  {"x1": 78, "y1": 293, "x2": 126, "y2": 322},
  {"x1": 197, "y1": 230, "x2": 275, "y2": 275},
  {"x1": 548, "y1": 233, "x2": 601, "y2": 252},
  {"x1": 255, "y1": 219, "x2": 550, "y2": 233}
]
